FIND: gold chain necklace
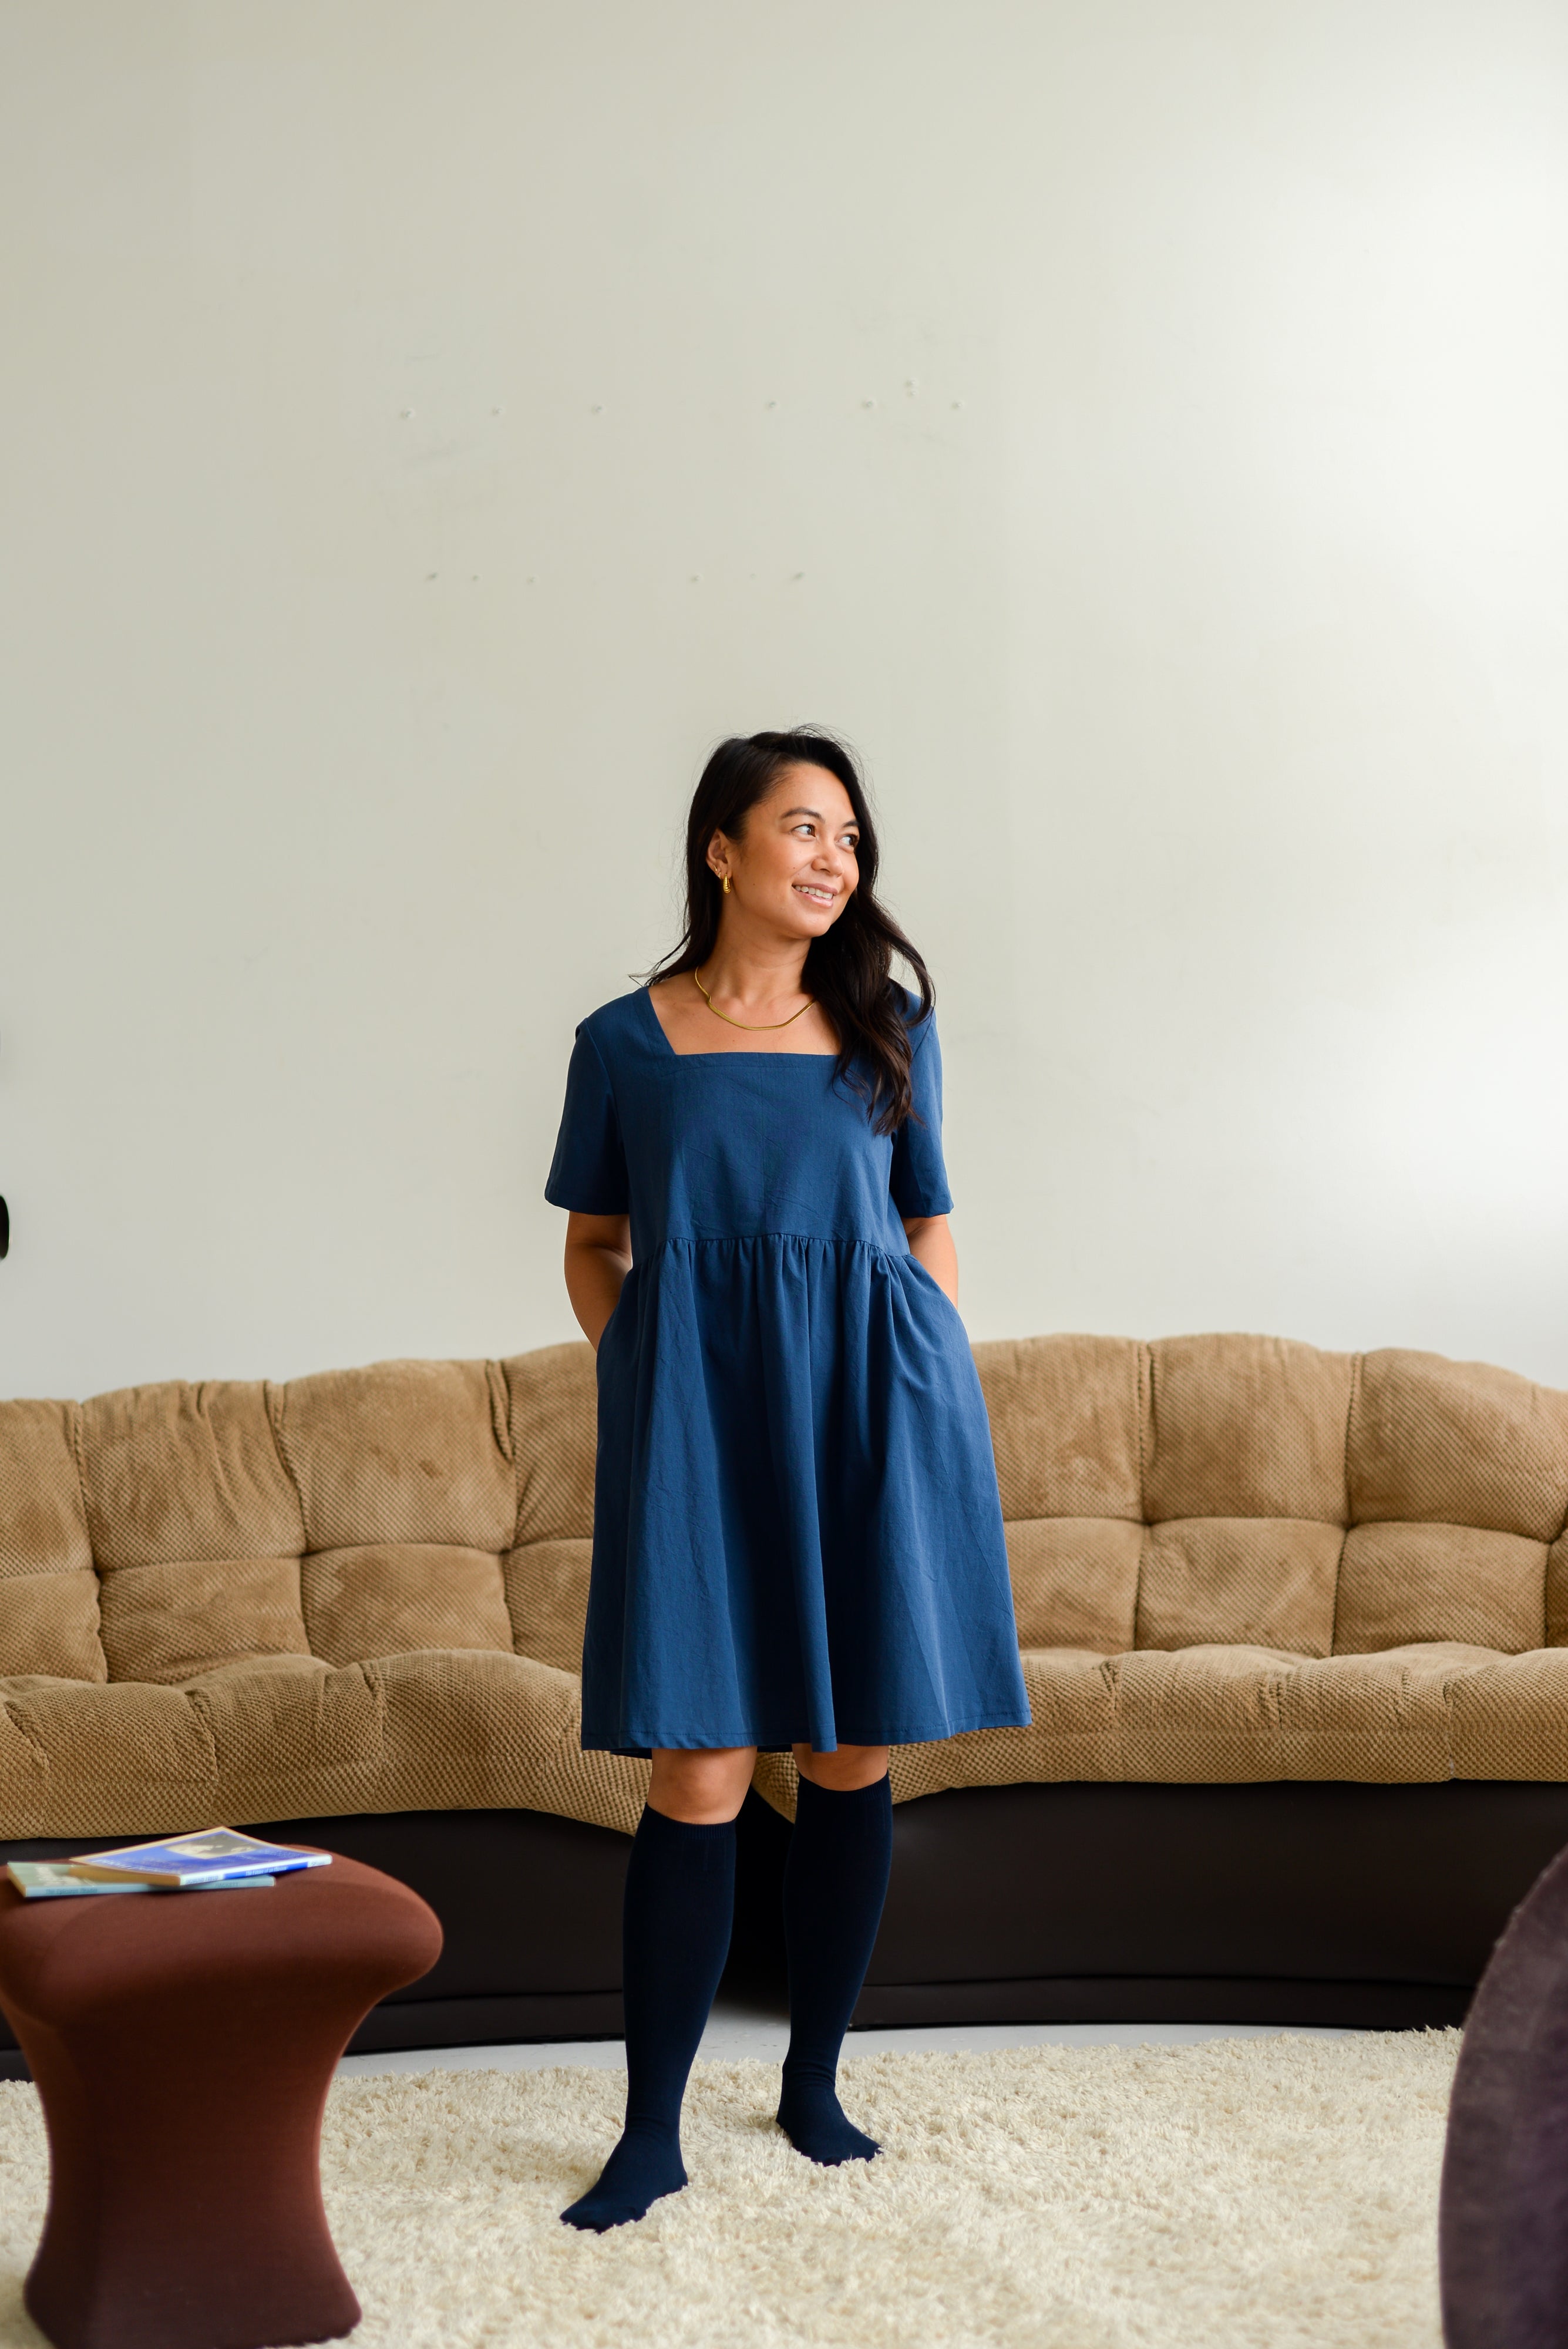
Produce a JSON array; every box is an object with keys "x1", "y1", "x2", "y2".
[{"x1": 692, "y1": 964, "x2": 815, "y2": 1032}]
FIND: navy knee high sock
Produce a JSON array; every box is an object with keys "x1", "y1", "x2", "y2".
[
  {"x1": 560, "y1": 1805, "x2": 735, "y2": 2232},
  {"x1": 777, "y1": 1773, "x2": 893, "y2": 2165}
]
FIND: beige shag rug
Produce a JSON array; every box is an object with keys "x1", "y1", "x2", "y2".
[{"x1": 0, "y1": 2034, "x2": 1458, "y2": 2348}]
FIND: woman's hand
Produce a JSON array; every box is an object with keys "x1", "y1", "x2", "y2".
[
  {"x1": 902, "y1": 1213, "x2": 958, "y2": 1305},
  {"x1": 564, "y1": 1211, "x2": 632, "y2": 1348}
]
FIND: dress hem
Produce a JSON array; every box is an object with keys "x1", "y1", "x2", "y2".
[{"x1": 580, "y1": 1704, "x2": 1034, "y2": 1762}]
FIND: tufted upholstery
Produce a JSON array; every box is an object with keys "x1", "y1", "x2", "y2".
[
  {"x1": 1, "y1": 1332, "x2": 1566, "y2": 1842},
  {"x1": 752, "y1": 1332, "x2": 1568, "y2": 1818},
  {"x1": 0, "y1": 1347, "x2": 648, "y2": 1839}
]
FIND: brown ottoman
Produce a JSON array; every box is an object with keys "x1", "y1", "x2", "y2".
[{"x1": 0, "y1": 1851, "x2": 442, "y2": 2349}]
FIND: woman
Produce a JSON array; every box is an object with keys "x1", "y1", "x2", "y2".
[{"x1": 546, "y1": 728, "x2": 1029, "y2": 2232}]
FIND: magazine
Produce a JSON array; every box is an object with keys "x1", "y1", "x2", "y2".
[
  {"x1": 68, "y1": 1828, "x2": 331, "y2": 1889},
  {"x1": 8, "y1": 1860, "x2": 276, "y2": 1900}
]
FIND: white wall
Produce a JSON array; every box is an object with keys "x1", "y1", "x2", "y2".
[{"x1": 3, "y1": 0, "x2": 1567, "y2": 1401}]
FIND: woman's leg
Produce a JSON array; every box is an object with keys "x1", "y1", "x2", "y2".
[
  {"x1": 560, "y1": 1746, "x2": 755, "y2": 2232},
  {"x1": 777, "y1": 1742, "x2": 893, "y2": 2165}
]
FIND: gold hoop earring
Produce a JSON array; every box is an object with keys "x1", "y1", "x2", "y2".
[{"x1": 721, "y1": 874, "x2": 732, "y2": 895}]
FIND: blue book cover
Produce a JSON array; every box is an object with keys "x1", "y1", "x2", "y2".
[
  {"x1": 69, "y1": 1829, "x2": 332, "y2": 1888},
  {"x1": 9, "y1": 1861, "x2": 276, "y2": 1899}
]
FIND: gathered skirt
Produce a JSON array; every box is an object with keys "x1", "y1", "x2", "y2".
[{"x1": 581, "y1": 1233, "x2": 1031, "y2": 1756}]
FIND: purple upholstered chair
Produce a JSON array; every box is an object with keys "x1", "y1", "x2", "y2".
[{"x1": 1440, "y1": 1838, "x2": 1568, "y2": 2348}]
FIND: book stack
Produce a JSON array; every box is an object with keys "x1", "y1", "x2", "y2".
[{"x1": 7, "y1": 1829, "x2": 333, "y2": 1900}]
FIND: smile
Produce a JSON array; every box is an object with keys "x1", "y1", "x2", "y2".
[{"x1": 793, "y1": 884, "x2": 836, "y2": 906}]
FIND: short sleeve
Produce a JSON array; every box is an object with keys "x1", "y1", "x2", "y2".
[
  {"x1": 544, "y1": 1025, "x2": 631, "y2": 1214},
  {"x1": 889, "y1": 1012, "x2": 954, "y2": 1219}
]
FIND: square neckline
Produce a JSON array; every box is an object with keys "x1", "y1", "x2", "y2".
[{"x1": 638, "y1": 984, "x2": 839, "y2": 1062}]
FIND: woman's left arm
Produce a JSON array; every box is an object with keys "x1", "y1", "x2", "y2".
[{"x1": 903, "y1": 1214, "x2": 958, "y2": 1305}]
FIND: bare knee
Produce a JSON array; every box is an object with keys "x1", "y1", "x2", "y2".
[
  {"x1": 649, "y1": 1746, "x2": 756, "y2": 1825},
  {"x1": 793, "y1": 1742, "x2": 890, "y2": 1792}
]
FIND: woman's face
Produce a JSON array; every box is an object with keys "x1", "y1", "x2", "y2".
[{"x1": 708, "y1": 764, "x2": 860, "y2": 940}]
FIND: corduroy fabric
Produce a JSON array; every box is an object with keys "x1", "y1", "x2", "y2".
[
  {"x1": 973, "y1": 1335, "x2": 1145, "y2": 1523},
  {"x1": 0, "y1": 1404, "x2": 106, "y2": 1684},
  {"x1": 1347, "y1": 1350, "x2": 1568, "y2": 1538},
  {"x1": 1547, "y1": 1533, "x2": 1568, "y2": 1648},
  {"x1": 78, "y1": 1381, "x2": 304, "y2": 1570},
  {"x1": 506, "y1": 1345, "x2": 598, "y2": 1546},
  {"x1": 753, "y1": 1640, "x2": 1560, "y2": 1819},
  {"x1": 1004, "y1": 1519, "x2": 1142, "y2": 1654},
  {"x1": 1335, "y1": 1523, "x2": 1549, "y2": 1656},
  {"x1": 0, "y1": 1575, "x2": 106, "y2": 1684},
  {"x1": 1447, "y1": 1650, "x2": 1568, "y2": 1779},
  {"x1": 504, "y1": 1538, "x2": 594, "y2": 1674},
  {"x1": 272, "y1": 1359, "x2": 515, "y2": 1553},
  {"x1": 0, "y1": 1332, "x2": 1566, "y2": 1843},
  {"x1": 301, "y1": 1544, "x2": 513, "y2": 1668},
  {"x1": 0, "y1": 1652, "x2": 651, "y2": 1841},
  {"x1": 1135, "y1": 1519, "x2": 1343, "y2": 1655},
  {"x1": 1143, "y1": 1335, "x2": 1355, "y2": 1525},
  {"x1": 97, "y1": 1557, "x2": 310, "y2": 1684},
  {"x1": 0, "y1": 1402, "x2": 92, "y2": 1579}
]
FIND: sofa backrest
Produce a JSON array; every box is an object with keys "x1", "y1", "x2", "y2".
[
  {"x1": 977, "y1": 1333, "x2": 1568, "y2": 1657},
  {"x1": 1, "y1": 1332, "x2": 1565, "y2": 1684},
  {"x1": 0, "y1": 1348, "x2": 597, "y2": 1684}
]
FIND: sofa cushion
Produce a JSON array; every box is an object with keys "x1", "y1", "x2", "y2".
[
  {"x1": 504, "y1": 1538, "x2": 593, "y2": 1674},
  {"x1": 1447, "y1": 1648, "x2": 1568, "y2": 1778},
  {"x1": 1134, "y1": 1519, "x2": 1342, "y2": 1655},
  {"x1": 0, "y1": 1574, "x2": 106, "y2": 1684},
  {"x1": 1004, "y1": 1519, "x2": 1141, "y2": 1653},
  {"x1": 78, "y1": 1382, "x2": 304, "y2": 1569},
  {"x1": 0, "y1": 1651, "x2": 649, "y2": 1842},
  {"x1": 272, "y1": 1360, "x2": 514, "y2": 1552},
  {"x1": 1348, "y1": 1349, "x2": 1568, "y2": 1538},
  {"x1": 1334, "y1": 1523, "x2": 1549, "y2": 1655},
  {"x1": 0, "y1": 1676, "x2": 218, "y2": 1834},
  {"x1": 184, "y1": 1654, "x2": 385, "y2": 1787},
  {"x1": 1547, "y1": 1533, "x2": 1568, "y2": 1647},
  {"x1": 374, "y1": 1648, "x2": 641, "y2": 1828},
  {"x1": 752, "y1": 1639, "x2": 1517, "y2": 1817},
  {"x1": 1143, "y1": 1335, "x2": 1354, "y2": 1523},
  {"x1": 0, "y1": 1404, "x2": 105, "y2": 1682},
  {"x1": 300, "y1": 1546, "x2": 513, "y2": 1668},
  {"x1": 0, "y1": 1402, "x2": 92, "y2": 1578},
  {"x1": 506, "y1": 1345, "x2": 597, "y2": 1544},
  {"x1": 98, "y1": 1558, "x2": 311, "y2": 1684},
  {"x1": 974, "y1": 1335, "x2": 1142, "y2": 1522},
  {"x1": 1116, "y1": 1642, "x2": 1488, "y2": 1782}
]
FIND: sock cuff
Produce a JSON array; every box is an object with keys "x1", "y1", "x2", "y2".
[
  {"x1": 794, "y1": 1772, "x2": 891, "y2": 1816},
  {"x1": 637, "y1": 1803, "x2": 738, "y2": 1846}
]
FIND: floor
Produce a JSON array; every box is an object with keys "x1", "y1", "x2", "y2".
[{"x1": 337, "y1": 1985, "x2": 1356, "y2": 2076}]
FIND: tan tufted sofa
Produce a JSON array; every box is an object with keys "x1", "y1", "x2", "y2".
[
  {"x1": 3, "y1": 1330, "x2": 1567, "y2": 2042},
  {"x1": 0, "y1": 1347, "x2": 647, "y2": 1842},
  {"x1": 764, "y1": 1329, "x2": 1568, "y2": 1814}
]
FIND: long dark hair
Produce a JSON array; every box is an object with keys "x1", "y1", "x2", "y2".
[{"x1": 647, "y1": 730, "x2": 934, "y2": 1135}]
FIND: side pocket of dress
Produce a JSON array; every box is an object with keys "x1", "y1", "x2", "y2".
[
  {"x1": 899, "y1": 1248, "x2": 967, "y2": 1330},
  {"x1": 594, "y1": 1261, "x2": 638, "y2": 1391}
]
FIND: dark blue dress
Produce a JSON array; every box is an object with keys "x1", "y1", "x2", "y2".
[{"x1": 544, "y1": 985, "x2": 1031, "y2": 1757}]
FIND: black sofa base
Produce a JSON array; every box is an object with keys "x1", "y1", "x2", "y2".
[
  {"x1": 0, "y1": 1776, "x2": 1563, "y2": 2077},
  {"x1": 853, "y1": 1976, "x2": 1470, "y2": 2030},
  {"x1": 841, "y1": 1778, "x2": 1568, "y2": 2032},
  {"x1": 344, "y1": 1990, "x2": 627, "y2": 2051}
]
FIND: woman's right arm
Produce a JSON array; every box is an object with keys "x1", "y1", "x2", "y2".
[{"x1": 564, "y1": 1211, "x2": 632, "y2": 1349}]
